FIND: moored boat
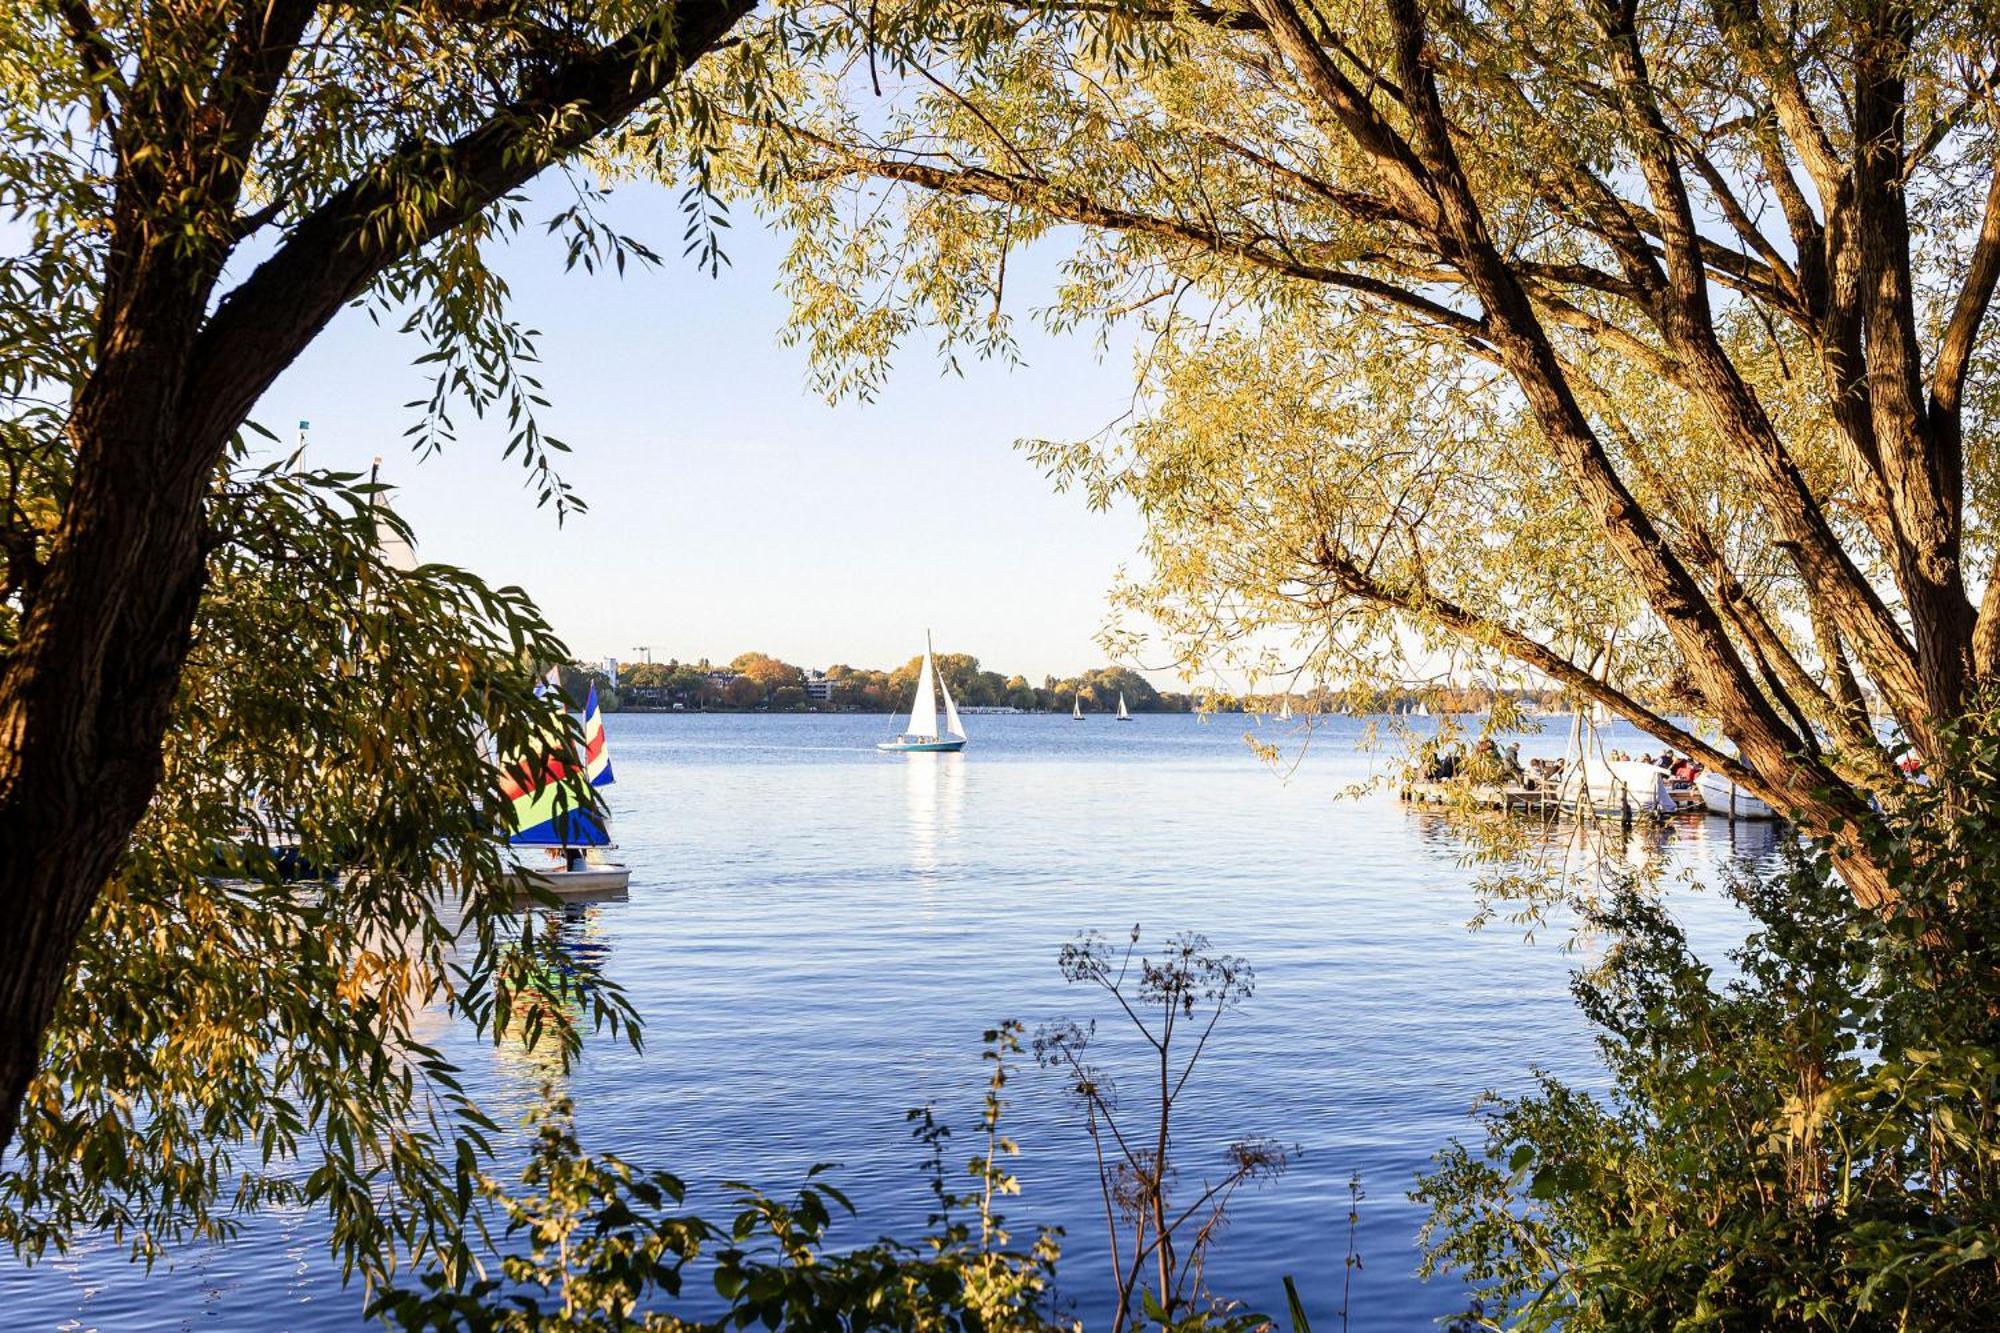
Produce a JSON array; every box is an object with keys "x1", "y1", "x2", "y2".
[
  {"x1": 1558, "y1": 756, "x2": 1677, "y2": 820},
  {"x1": 1696, "y1": 769, "x2": 1778, "y2": 819},
  {"x1": 879, "y1": 634, "x2": 968, "y2": 753},
  {"x1": 502, "y1": 674, "x2": 633, "y2": 897}
]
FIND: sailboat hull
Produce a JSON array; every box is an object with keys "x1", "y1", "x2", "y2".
[
  {"x1": 504, "y1": 862, "x2": 632, "y2": 902},
  {"x1": 877, "y1": 736, "x2": 967, "y2": 753}
]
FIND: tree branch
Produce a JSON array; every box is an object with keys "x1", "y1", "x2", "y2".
[
  {"x1": 794, "y1": 143, "x2": 1497, "y2": 350},
  {"x1": 57, "y1": 0, "x2": 121, "y2": 130},
  {"x1": 1930, "y1": 164, "x2": 2000, "y2": 447},
  {"x1": 1301, "y1": 535, "x2": 1762, "y2": 793},
  {"x1": 181, "y1": 0, "x2": 757, "y2": 451}
]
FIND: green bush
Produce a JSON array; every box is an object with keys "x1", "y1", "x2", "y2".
[
  {"x1": 370, "y1": 1024, "x2": 1063, "y2": 1332},
  {"x1": 1415, "y1": 723, "x2": 2000, "y2": 1329}
]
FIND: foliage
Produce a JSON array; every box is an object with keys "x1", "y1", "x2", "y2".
[
  {"x1": 1035, "y1": 929, "x2": 1287, "y2": 1333},
  {"x1": 1413, "y1": 709, "x2": 2000, "y2": 1329},
  {"x1": 0, "y1": 463, "x2": 636, "y2": 1289},
  {"x1": 371, "y1": 1024, "x2": 1064, "y2": 1332}
]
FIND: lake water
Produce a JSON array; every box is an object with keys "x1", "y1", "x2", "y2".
[{"x1": 4, "y1": 712, "x2": 1782, "y2": 1330}]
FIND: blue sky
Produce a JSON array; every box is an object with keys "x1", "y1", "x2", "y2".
[{"x1": 254, "y1": 179, "x2": 1156, "y2": 682}]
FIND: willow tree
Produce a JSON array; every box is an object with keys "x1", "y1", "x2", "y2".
[
  {"x1": 0, "y1": 467, "x2": 646, "y2": 1289},
  {"x1": 0, "y1": 0, "x2": 767, "y2": 1157},
  {"x1": 693, "y1": 0, "x2": 2000, "y2": 904}
]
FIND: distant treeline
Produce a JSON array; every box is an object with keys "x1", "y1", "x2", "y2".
[
  {"x1": 559, "y1": 653, "x2": 1564, "y2": 717},
  {"x1": 564, "y1": 653, "x2": 1195, "y2": 714}
]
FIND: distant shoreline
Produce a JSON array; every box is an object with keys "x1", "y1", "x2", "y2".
[
  {"x1": 607, "y1": 706, "x2": 1166, "y2": 716},
  {"x1": 602, "y1": 706, "x2": 1583, "y2": 719}
]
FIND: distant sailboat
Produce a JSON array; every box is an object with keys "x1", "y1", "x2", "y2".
[
  {"x1": 879, "y1": 633, "x2": 968, "y2": 753},
  {"x1": 1072, "y1": 693, "x2": 1086, "y2": 720},
  {"x1": 503, "y1": 672, "x2": 632, "y2": 898},
  {"x1": 1116, "y1": 691, "x2": 1132, "y2": 721},
  {"x1": 1278, "y1": 696, "x2": 1294, "y2": 722}
]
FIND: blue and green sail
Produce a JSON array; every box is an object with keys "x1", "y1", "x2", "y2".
[{"x1": 503, "y1": 675, "x2": 616, "y2": 847}]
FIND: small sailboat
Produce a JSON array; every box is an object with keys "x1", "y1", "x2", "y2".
[
  {"x1": 503, "y1": 673, "x2": 632, "y2": 899},
  {"x1": 1278, "y1": 696, "x2": 1294, "y2": 722},
  {"x1": 1072, "y1": 693, "x2": 1086, "y2": 720},
  {"x1": 1116, "y1": 691, "x2": 1132, "y2": 721},
  {"x1": 878, "y1": 634, "x2": 968, "y2": 752}
]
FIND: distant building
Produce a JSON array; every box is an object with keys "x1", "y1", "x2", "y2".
[
  {"x1": 603, "y1": 657, "x2": 619, "y2": 688},
  {"x1": 803, "y1": 671, "x2": 835, "y2": 703}
]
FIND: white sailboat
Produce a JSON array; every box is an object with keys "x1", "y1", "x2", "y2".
[
  {"x1": 1278, "y1": 696, "x2": 1294, "y2": 722},
  {"x1": 1072, "y1": 692, "x2": 1086, "y2": 720},
  {"x1": 879, "y1": 633, "x2": 968, "y2": 753},
  {"x1": 1116, "y1": 691, "x2": 1132, "y2": 721}
]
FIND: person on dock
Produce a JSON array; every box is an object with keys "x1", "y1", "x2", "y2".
[
  {"x1": 1421, "y1": 738, "x2": 1465, "y2": 781},
  {"x1": 1471, "y1": 737, "x2": 1514, "y2": 784}
]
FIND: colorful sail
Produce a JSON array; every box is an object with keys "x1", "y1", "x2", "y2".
[
  {"x1": 583, "y1": 682, "x2": 615, "y2": 787},
  {"x1": 505, "y1": 772, "x2": 610, "y2": 847},
  {"x1": 505, "y1": 668, "x2": 611, "y2": 846}
]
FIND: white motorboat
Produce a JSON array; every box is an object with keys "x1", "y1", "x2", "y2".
[
  {"x1": 1696, "y1": 769, "x2": 1778, "y2": 819},
  {"x1": 1559, "y1": 756, "x2": 1678, "y2": 819}
]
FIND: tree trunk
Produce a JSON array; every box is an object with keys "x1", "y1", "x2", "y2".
[{"x1": 0, "y1": 307, "x2": 218, "y2": 1151}]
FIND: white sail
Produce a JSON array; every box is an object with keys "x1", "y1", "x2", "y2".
[
  {"x1": 1117, "y1": 692, "x2": 1129, "y2": 720},
  {"x1": 1279, "y1": 696, "x2": 1293, "y2": 721},
  {"x1": 369, "y1": 459, "x2": 419, "y2": 572},
  {"x1": 907, "y1": 649, "x2": 939, "y2": 738},
  {"x1": 942, "y1": 674, "x2": 966, "y2": 739},
  {"x1": 1073, "y1": 694, "x2": 1084, "y2": 719}
]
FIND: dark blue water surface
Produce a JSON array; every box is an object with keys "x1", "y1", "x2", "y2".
[{"x1": 4, "y1": 712, "x2": 1782, "y2": 1330}]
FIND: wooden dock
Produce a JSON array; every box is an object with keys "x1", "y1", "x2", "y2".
[
  {"x1": 1399, "y1": 779, "x2": 1695, "y2": 825},
  {"x1": 1399, "y1": 780, "x2": 1561, "y2": 815}
]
